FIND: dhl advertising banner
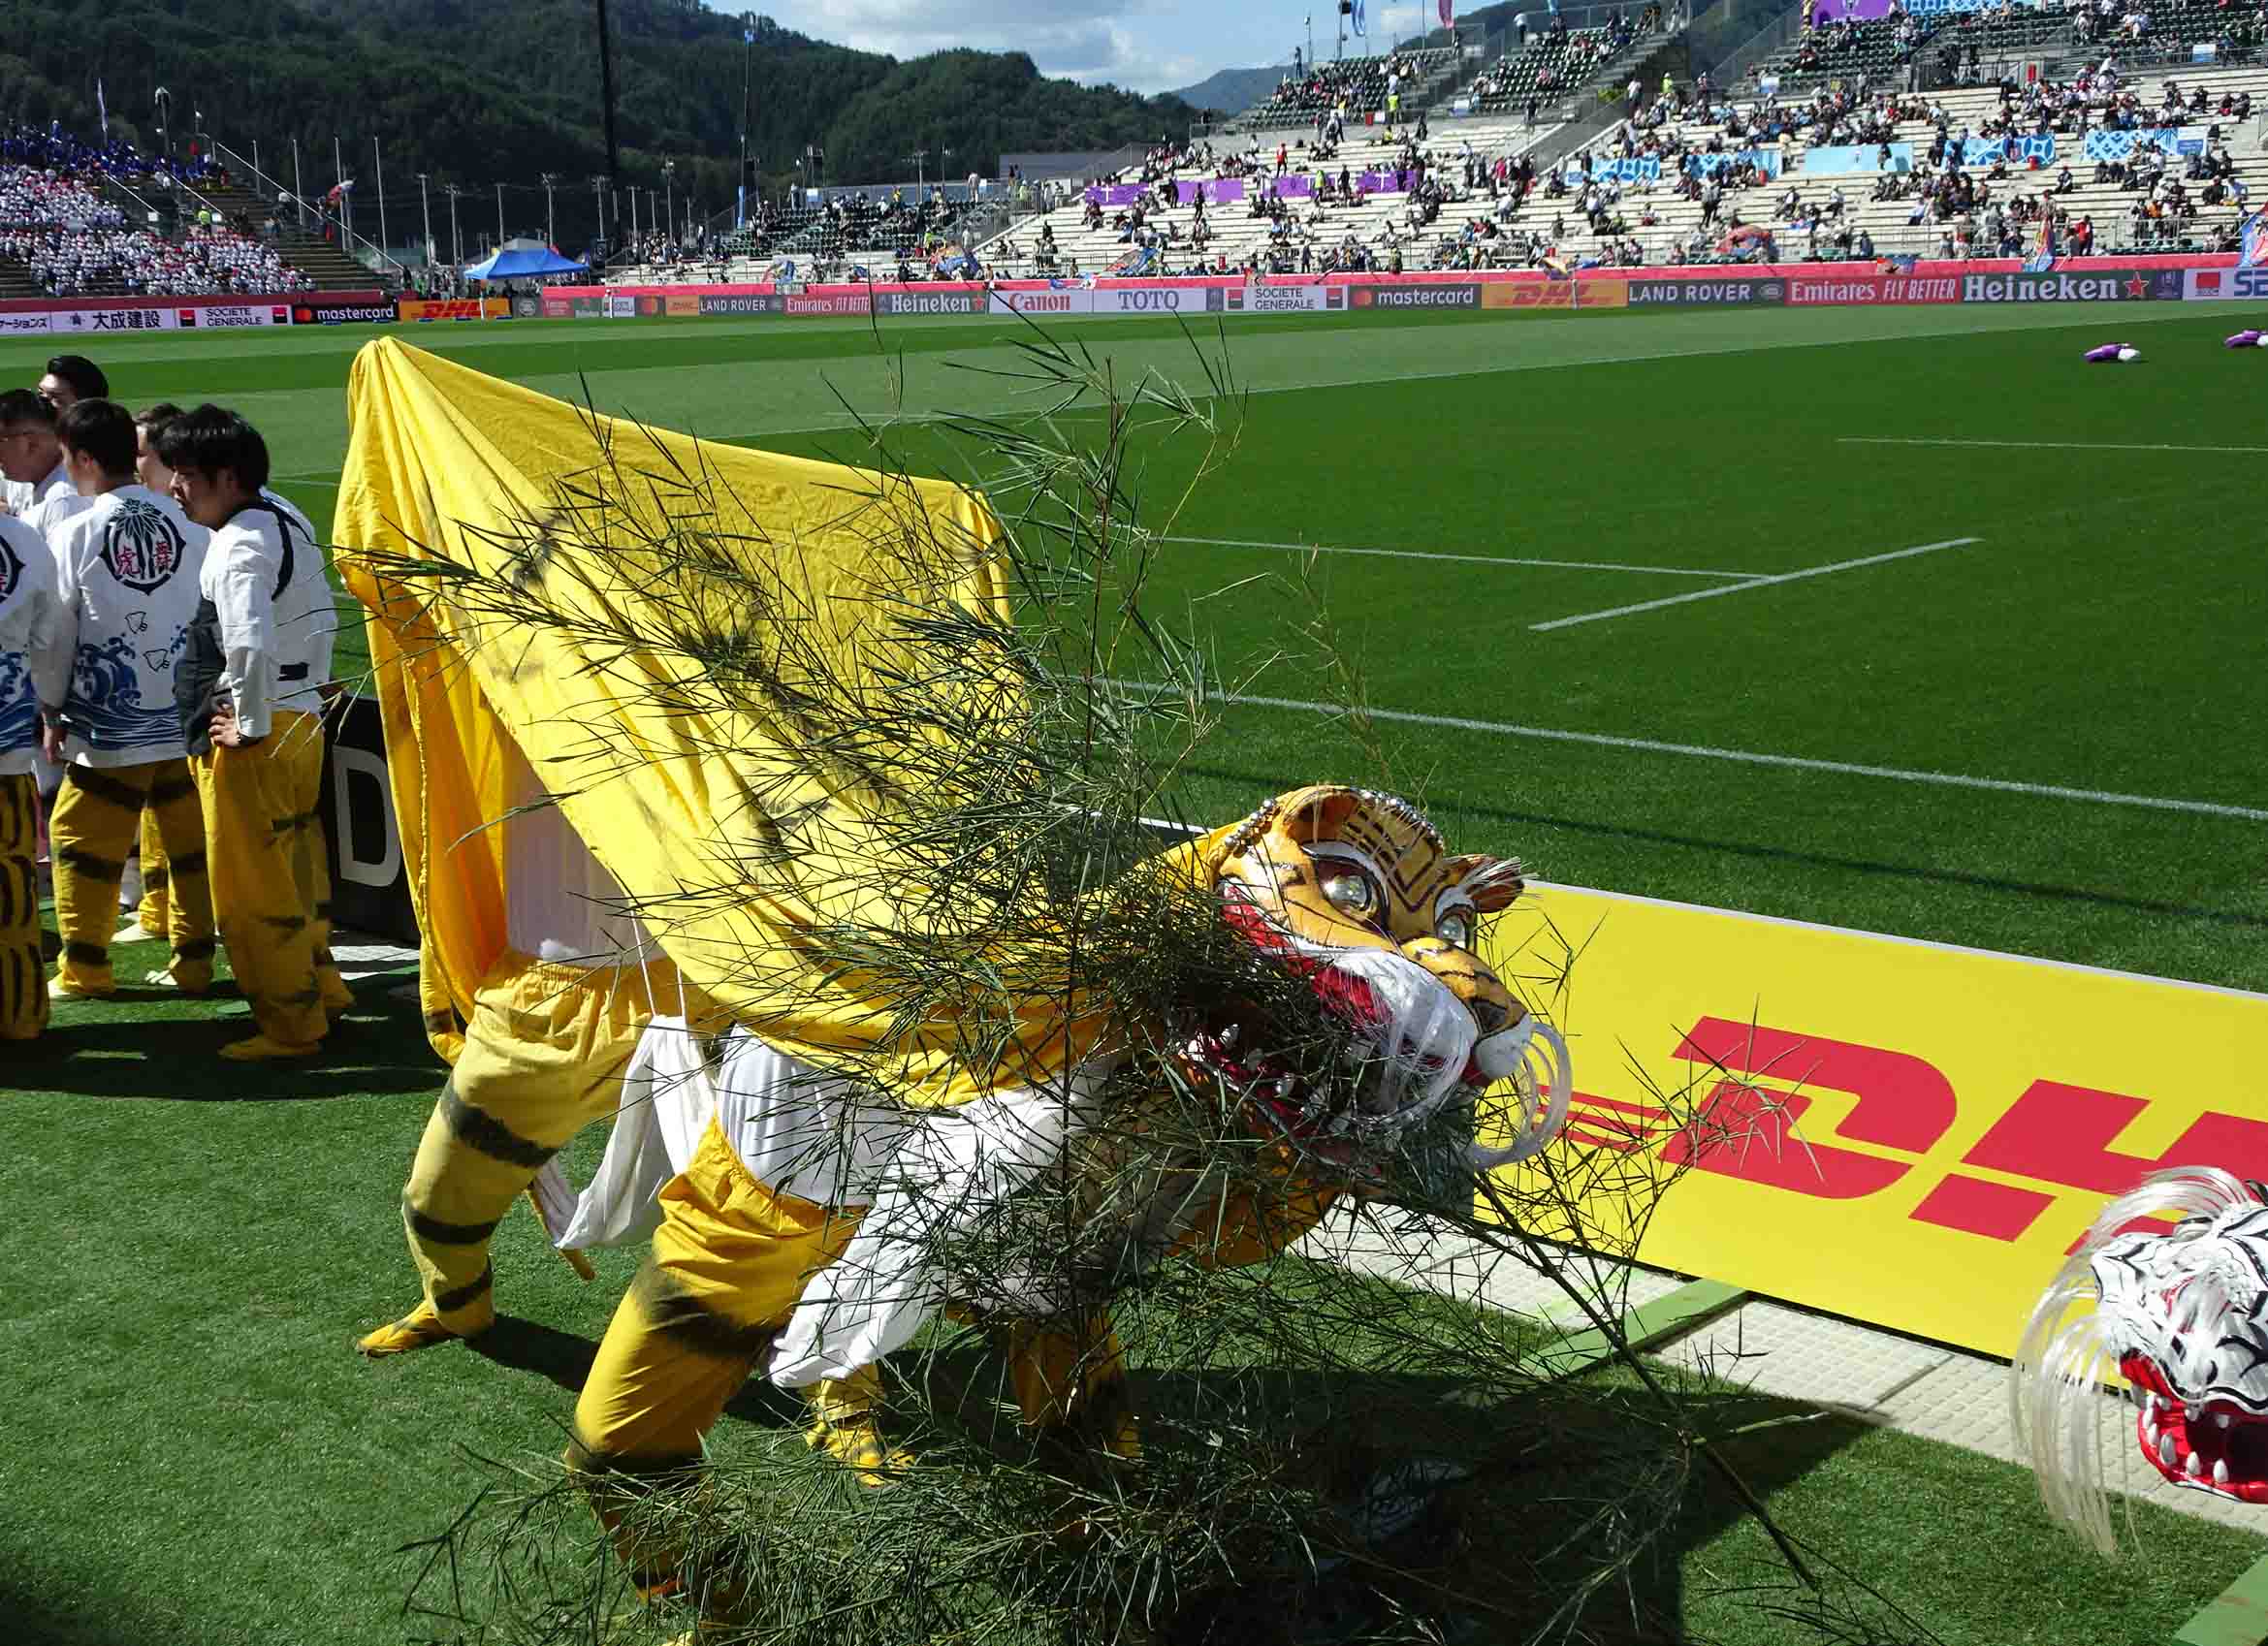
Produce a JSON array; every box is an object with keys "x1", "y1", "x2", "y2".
[
  {"x1": 399, "y1": 297, "x2": 511, "y2": 322},
  {"x1": 1486, "y1": 887, "x2": 2268, "y2": 1359},
  {"x1": 1482, "y1": 278, "x2": 1628, "y2": 310}
]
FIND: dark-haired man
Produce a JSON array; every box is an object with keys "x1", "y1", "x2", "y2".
[
  {"x1": 156, "y1": 404, "x2": 344, "y2": 1059},
  {"x1": 0, "y1": 388, "x2": 72, "y2": 524},
  {"x1": 29, "y1": 399, "x2": 212, "y2": 997},
  {"x1": 39, "y1": 355, "x2": 108, "y2": 411}
]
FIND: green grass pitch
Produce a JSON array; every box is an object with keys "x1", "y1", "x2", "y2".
[{"x1": 5, "y1": 302, "x2": 2264, "y2": 1642}]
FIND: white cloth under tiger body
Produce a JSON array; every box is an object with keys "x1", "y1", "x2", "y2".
[{"x1": 554, "y1": 1019, "x2": 1106, "y2": 1387}]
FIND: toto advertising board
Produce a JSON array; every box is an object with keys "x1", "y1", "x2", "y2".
[
  {"x1": 1351, "y1": 283, "x2": 1480, "y2": 309},
  {"x1": 1787, "y1": 272, "x2": 1960, "y2": 305},
  {"x1": 1096, "y1": 286, "x2": 1201, "y2": 314},
  {"x1": 1960, "y1": 268, "x2": 2182, "y2": 302},
  {"x1": 1628, "y1": 276, "x2": 1786, "y2": 306}
]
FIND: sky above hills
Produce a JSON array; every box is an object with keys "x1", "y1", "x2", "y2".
[{"x1": 744, "y1": 0, "x2": 1452, "y2": 93}]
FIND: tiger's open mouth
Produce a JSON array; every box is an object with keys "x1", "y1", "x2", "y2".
[
  {"x1": 2124, "y1": 1354, "x2": 2268, "y2": 1503},
  {"x1": 1179, "y1": 966, "x2": 1490, "y2": 1176}
]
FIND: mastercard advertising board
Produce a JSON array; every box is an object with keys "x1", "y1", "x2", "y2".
[{"x1": 1483, "y1": 885, "x2": 2268, "y2": 1358}]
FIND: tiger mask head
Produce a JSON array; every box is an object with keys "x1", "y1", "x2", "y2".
[{"x1": 1181, "y1": 784, "x2": 1568, "y2": 1178}]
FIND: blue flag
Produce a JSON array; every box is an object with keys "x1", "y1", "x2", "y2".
[
  {"x1": 2241, "y1": 209, "x2": 2266, "y2": 269},
  {"x1": 1351, "y1": 0, "x2": 1367, "y2": 36}
]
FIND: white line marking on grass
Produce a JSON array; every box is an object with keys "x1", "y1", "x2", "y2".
[
  {"x1": 1528, "y1": 537, "x2": 1980, "y2": 633},
  {"x1": 1841, "y1": 436, "x2": 2268, "y2": 457},
  {"x1": 1129, "y1": 685, "x2": 2268, "y2": 823},
  {"x1": 1161, "y1": 534, "x2": 1762, "y2": 579}
]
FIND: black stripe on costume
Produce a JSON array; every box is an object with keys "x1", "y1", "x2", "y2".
[
  {"x1": 629, "y1": 1262, "x2": 783, "y2": 1362},
  {"x1": 404, "y1": 1197, "x2": 503, "y2": 1247},
  {"x1": 421, "y1": 1010, "x2": 458, "y2": 1038},
  {"x1": 64, "y1": 940, "x2": 111, "y2": 966},
  {"x1": 56, "y1": 846, "x2": 124, "y2": 882},
  {"x1": 438, "y1": 1082, "x2": 558, "y2": 1169},
  {"x1": 61, "y1": 766, "x2": 144, "y2": 809},
  {"x1": 174, "y1": 937, "x2": 218, "y2": 962},
  {"x1": 259, "y1": 913, "x2": 308, "y2": 935},
  {"x1": 165, "y1": 849, "x2": 207, "y2": 879},
  {"x1": 148, "y1": 774, "x2": 197, "y2": 806},
  {"x1": 434, "y1": 1263, "x2": 494, "y2": 1314},
  {"x1": 563, "y1": 1431, "x2": 705, "y2": 1481},
  {"x1": 142, "y1": 862, "x2": 170, "y2": 892}
]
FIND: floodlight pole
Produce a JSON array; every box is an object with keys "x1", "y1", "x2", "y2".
[
  {"x1": 591, "y1": 174, "x2": 606, "y2": 250},
  {"x1": 739, "y1": 12, "x2": 754, "y2": 229},
  {"x1": 372, "y1": 137, "x2": 389, "y2": 260},
  {"x1": 291, "y1": 138, "x2": 304, "y2": 230},
  {"x1": 664, "y1": 160, "x2": 675, "y2": 246},
  {"x1": 594, "y1": 0, "x2": 623, "y2": 181},
  {"x1": 418, "y1": 173, "x2": 432, "y2": 265},
  {"x1": 495, "y1": 180, "x2": 505, "y2": 247},
  {"x1": 541, "y1": 173, "x2": 557, "y2": 246},
  {"x1": 446, "y1": 183, "x2": 462, "y2": 269}
]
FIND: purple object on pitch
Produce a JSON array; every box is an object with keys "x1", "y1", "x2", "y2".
[
  {"x1": 2083, "y1": 342, "x2": 2137, "y2": 363},
  {"x1": 2225, "y1": 330, "x2": 2266, "y2": 348}
]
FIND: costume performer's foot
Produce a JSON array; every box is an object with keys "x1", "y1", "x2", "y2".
[
  {"x1": 220, "y1": 1032, "x2": 321, "y2": 1061},
  {"x1": 144, "y1": 968, "x2": 210, "y2": 994},
  {"x1": 805, "y1": 1413, "x2": 913, "y2": 1488},
  {"x1": 48, "y1": 974, "x2": 112, "y2": 999},
  {"x1": 113, "y1": 919, "x2": 155, "y2": 944},
  {"x1": 357, "y1": 1302, "x2": 493, "y2": 1357}
]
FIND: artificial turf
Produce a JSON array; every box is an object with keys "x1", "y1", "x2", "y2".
[{"x1": 5, "y1": 301, "x2": 2263, "y2": 1642}]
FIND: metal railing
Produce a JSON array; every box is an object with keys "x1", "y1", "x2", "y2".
[{"x1": 206, "y1": 139, "x2": 409, "y2": 283}]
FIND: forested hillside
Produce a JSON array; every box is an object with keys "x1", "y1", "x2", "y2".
[{"x1": 0, "y1": 0, "x2": 1193, "y2": 243}]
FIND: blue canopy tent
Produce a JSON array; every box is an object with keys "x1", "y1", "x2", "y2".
[{"x1": 462, "y1": 244, "x2": 588, "y2": 279}]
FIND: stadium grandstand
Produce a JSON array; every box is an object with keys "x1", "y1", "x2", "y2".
[
  {"x1": 0, "y1": 0, "x2": 2258, "y2": 299},
  {"x1": 570, "y1": 1, "x2": 2266, "y2": 289}
]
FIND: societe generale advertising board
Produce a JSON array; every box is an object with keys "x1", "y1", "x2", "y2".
[{"x1": 1482, "y1": 887, "x2": 2268, "y2": 1360}]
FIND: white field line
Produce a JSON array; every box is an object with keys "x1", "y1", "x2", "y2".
[
  {"x1": 1118, "y1": 683, "x2": 2268, "y2": 823},
  {"x1": 1528, "y1": 537, "x2": 1980, "y2": 633},
  {"x1": 1160, "y1": 534, "x2": 1761, "y2": 579},
  {"x1": 1841, "y1": 436, "x2": 2268, "y2": 457}
]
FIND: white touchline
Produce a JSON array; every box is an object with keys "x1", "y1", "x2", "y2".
[
  {"x1": 1528, "y1": 537, "x2": 1981, "y2": 633},
  {"x1": 1160, "y1": 534, "x2": 1762, "y2": 580},
  {"x1": 1110, "y1": 684, "x2": 2268, "y2": 824},
  {"x1": 1841, "y1": 436, "x2": 2268, "y2": 457}
]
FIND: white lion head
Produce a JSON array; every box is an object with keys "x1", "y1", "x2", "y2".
[{"x1": 2010, "y1": 1167, "x2": 2268, "y2": 1551}]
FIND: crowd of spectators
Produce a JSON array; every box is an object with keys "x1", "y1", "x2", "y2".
[
  {"x1": 0, "y1": 123, "x2": 224, "y2": 186},
  {"x1": 0, "y1": 167, "x2": 124, "y2": 230},
  {"x1": 0, "y1": 221, "x2": 309, "y2": 297}
]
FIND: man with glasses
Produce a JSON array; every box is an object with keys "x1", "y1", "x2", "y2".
[{"x1": 38, "y1": 355, "x2": 108, "y2": 414}]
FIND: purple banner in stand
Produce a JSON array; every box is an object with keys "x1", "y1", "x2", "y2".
[
  {"x1": 1808, "y1": 0, "x2": 1895, "y2": 18},
  {"x1": 1085, "y1": 169, "x2": 1415, "y2": 206}
]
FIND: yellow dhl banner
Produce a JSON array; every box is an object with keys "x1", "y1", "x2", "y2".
[{"x1": 1487, "y1": 885, "x2": 2268, "y2": 1359}]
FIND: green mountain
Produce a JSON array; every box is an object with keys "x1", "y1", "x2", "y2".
[
  {"x1": 0, "y1": 0, "x2": 1194, "y2": 247},
  {"x1": 1167, "y1": 66, "x2": 1293, "y2": 118}
]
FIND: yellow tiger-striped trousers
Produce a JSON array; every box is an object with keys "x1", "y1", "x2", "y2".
[
  {"x1": 0, "y1": 773, "x2": 45, "y2": 1039},
  {"x1": 190, "y1": 711, "x2": 342, "y2": 1047},
  {"x1": 49, "y1": 758, "x2": 216, "y2": 995},
  {"x1": 565, "y1": 1116, "x2": 1135, "y2": 1603},
  {"x1": 398, "y1": 950, "x2": 677, "y2": 1334}
]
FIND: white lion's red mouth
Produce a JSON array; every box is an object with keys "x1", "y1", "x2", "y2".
[{"x1": 2124, "y1": 1354, "x2": 2268, "y2": 1504}]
